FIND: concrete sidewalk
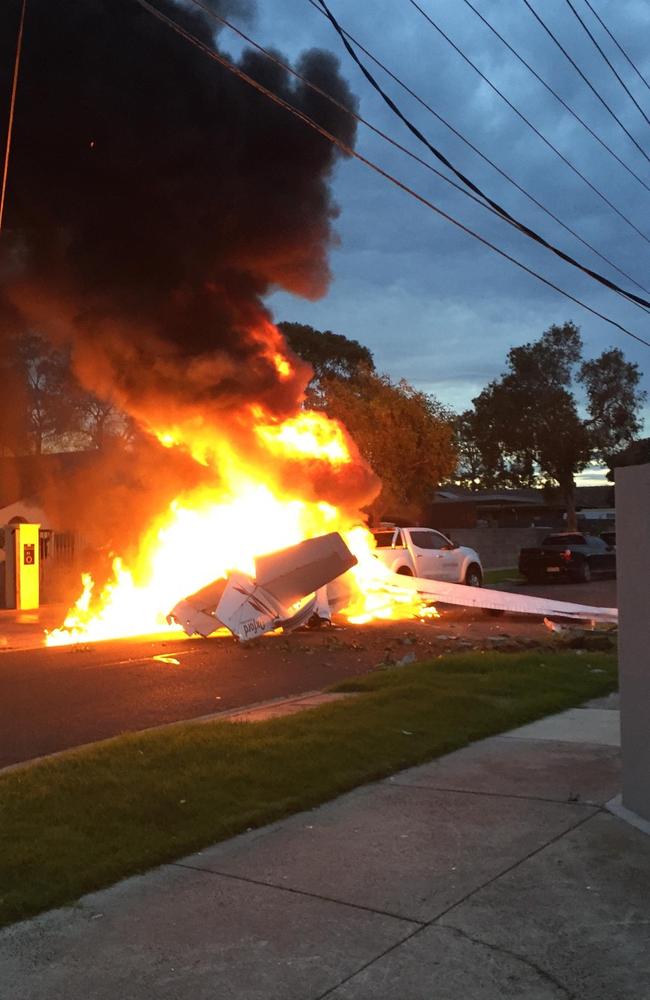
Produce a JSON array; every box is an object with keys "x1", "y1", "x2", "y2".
[
  {"x1": 0, "y1": 604, "x2": 67, "y2": 650},
  {"x1": 2, "y1": 694, "x2": 649, "y2": 999}
]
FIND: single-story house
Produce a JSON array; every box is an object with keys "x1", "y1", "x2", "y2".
[{"x1": 428, "y1": 486, "x2": 615, "y2": 530}]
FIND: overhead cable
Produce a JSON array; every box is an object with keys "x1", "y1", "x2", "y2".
[
  {"x1": 315, "y1": 0, "x2": 650, "y2": 310},
  {"x1": 564, "y1": 0, "x2": 650, "y2": 129},
  {"x1": 304, "y1": 0, "x2": 650, "y2": 297},
  {"x1": 130, "y1": 0, "x2": 650, "y2": 350},
  {"x1": 177, "y1": 2, "x2": 562, "y2": 268},
  {"x1": 407, "y1": 0, "x2": 650, "y2": 247},
  {"x1": 460, "y1": 0, "x2": 650, "y2": 196},
  {"x1": 583, "y1": 0, "x2": 650, "y2": 97},
  {"x1": 522, "y1": 0, "x2": 650, "y2": 165},
  {"x1": 181, "y1": 6, "x2": 523, "y2": 223},
  {"x1": 188, "y1": 0, "x2": 650, "y2": 308}
]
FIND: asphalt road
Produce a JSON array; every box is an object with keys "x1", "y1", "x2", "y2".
[
  {"x1": 0, "y1": 577, "x2": 617, "y2": 769},
  {"x1": 0, "y1": 629, "x2": 380, "y2": 769},
  {"x1": 496, "y1": 575, "x2": 617, "y2": 608}
]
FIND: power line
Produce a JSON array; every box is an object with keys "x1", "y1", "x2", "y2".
[
  {"x1": 304, "y1": 0, "x2": 650, "y2": 298},
  {"x1": 178, "y1": 3, "x2": 557, "y2": 271},
  {"x1": 583, "y1": 0, "x2": 650, "y2": 97},
  {"x1": 186, "y1": 0, "x2": 650, "y2": 311},
  {"x1": 407, "y1": 0, "x2": 650, "y2": 247},
  {"x1": 460, "y1": 0, "x2": 650, "y2": 196},
  {"x1": 0, "y1": 0, "x2": 27, "y2": 232},
  {"x1": 314, "y1": 0, "x2": 650, "y2": 311},
  {"x1": 182, "y1": 6, "x2": 518, "y2": 221},
  {"x1": 521, "y1": 0, "x2": 650, "y2": 165},
  {"x1": 130, "y1": 0, "x2": 650, "y2": 350},
  {"x1": 564, "y1": 0, "x2": 650, "y2": 130}
]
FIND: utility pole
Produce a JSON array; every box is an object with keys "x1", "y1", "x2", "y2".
[{"x1": 0, "y1": 0, "x2": 27, "y2": 232}]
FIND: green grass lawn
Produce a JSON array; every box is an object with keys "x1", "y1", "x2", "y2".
[
  {"x1": 483, "y1": 567, "x2": 524, "y2": 584},
  {"x1": 0, "y1": 650, "x2": 617, "y2": 928}
]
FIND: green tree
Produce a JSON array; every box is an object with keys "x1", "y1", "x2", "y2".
[
  {"x1": 74, "y1": 393, "x2": 128, "y2": 450},
  {"x1": 14, "y1": 334, "x2": 80, "y2": 454},
  {"x1": 606, "y1": 436, "x2": 650, "y2": 480},
  {"x1": 318, "y1": 370, "x2": 456, "y2": 520},
  {"x1": 278, "y1": 321, "x2": 374, "y2": 402},
  {"x1": 0, "y1": 332, "x2": 129, "y2": 455},
  {"x1": 579, "y1": 348, "x2": 645, "y2": 456},
  {"x1": 282, "y1": 321, "x2": 455, "y2": 519},
  {"x1": 463, "y1": 323, "x2": 645, "y2": 528},
  {"x1": 454, "y1": 404, "x2": 527, "y2": 490},
  {"x1": 454, "y1": 410, "x2": 488, "y2": 489}
]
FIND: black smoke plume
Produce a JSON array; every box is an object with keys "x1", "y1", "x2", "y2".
[
  {"x1": 0, "y1": 0, "x2": 356, "y2": 409},
  {"x1": 0, "y1": 0, "x2": 375, "y2": 559}
]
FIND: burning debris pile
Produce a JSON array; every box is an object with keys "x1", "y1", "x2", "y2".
[{"x1": 169, "y1": 531, "x2": 357, "y2": 641}]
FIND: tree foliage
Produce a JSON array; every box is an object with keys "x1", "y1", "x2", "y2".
[
  {"x1": 16, "y1": 334, "x2": 80, "y2": 453},
  {"x1": 281, "y1": 322, "x2": 456, "y2": 519},
  {"x1": 278, "y1": 321, "x2": 374, "y2": 398},
  {"x1": 579, "y1": 348, "x2": 644, "y2": 457},
  {"x1": 454, "y1": 410, "x2": 486, "y2": 489},
  {"x1": 606, "y1": 436, "x2": 650, "y2": 480},
  {"x1": 457, "y1": 322, "x2": 646, "y2": 527},
  {"x1": 318, "y1": 371, "x2": 455, "y2": 520},
  {"x1": 0, "y1": 333, "x2": 128, "y2": 455}
]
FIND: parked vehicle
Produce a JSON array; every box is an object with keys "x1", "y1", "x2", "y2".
[
  {"x1": 518, "y1": 532, "x2": 616, "y2": 583},
  {"x1": 600, "y1": 529, "x2": 616, "y2": 549},
  {"x1": 372, "y1": 527, "x2": 483, "y2": 586}
]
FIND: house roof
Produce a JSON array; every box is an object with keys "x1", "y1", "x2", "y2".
[
  {"x1": 435, "y1": 489, "x2": 539, "y2": 506},
  {"x1": 434, "y1": 485, "x2": 615, "y2": 509}
]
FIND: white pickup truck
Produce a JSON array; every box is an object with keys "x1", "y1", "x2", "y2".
[{"x1": 372, "y1": 527, "x2": 483, "y2": 587}]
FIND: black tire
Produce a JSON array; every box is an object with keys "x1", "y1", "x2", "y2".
[
  {"x1": 465, "y1": 563, "x2": 482, "y2": 587},
  {"x1": 571, "y1": 558, "x2": 591, "y2": 584},
  {"x1": 397, "y1": 566, "x2": 413, "y2": 576}
]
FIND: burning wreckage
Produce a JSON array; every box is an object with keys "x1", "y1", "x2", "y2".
[
  {"x1": 168, "y1": 531, "x2": 617, "y2": 644},
  {"x1": 169, "y1": 532, "x2": 356, "y2": 641}
]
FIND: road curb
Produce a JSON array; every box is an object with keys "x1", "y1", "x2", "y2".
[{"x1": 0, "y1": 690, "x2": 355, "y2": 775}]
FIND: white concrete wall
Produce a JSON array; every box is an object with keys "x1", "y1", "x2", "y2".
[
  {"x1": 615, "y1": 464, "x2": 650, "y2": 822},
  {"x1": 0, "y1": 499, "x2": 48, "y2": 527}
]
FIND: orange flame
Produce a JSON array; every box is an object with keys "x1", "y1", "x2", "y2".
[
  {"x1": 256, "y1": 411, "x2": 350, "y2": 465},
  {"x1": 46, "y1": 330, "x2": 433, "y2": 647}
]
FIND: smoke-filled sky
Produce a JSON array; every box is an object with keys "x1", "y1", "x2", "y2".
[
  {"x1": 0, "y1": 0, "x2": 361, "y2": 429},
  {"x1": 237, "y1": 0, "x2": 650, "y2": 476},
  {"x1": 2, "y1": 0, "x2": 649, "y2": 486}
]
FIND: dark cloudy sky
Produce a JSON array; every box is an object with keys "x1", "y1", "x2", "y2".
[{"x1": 222, "y1": 0, "x2": 650, "y2": 479}]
